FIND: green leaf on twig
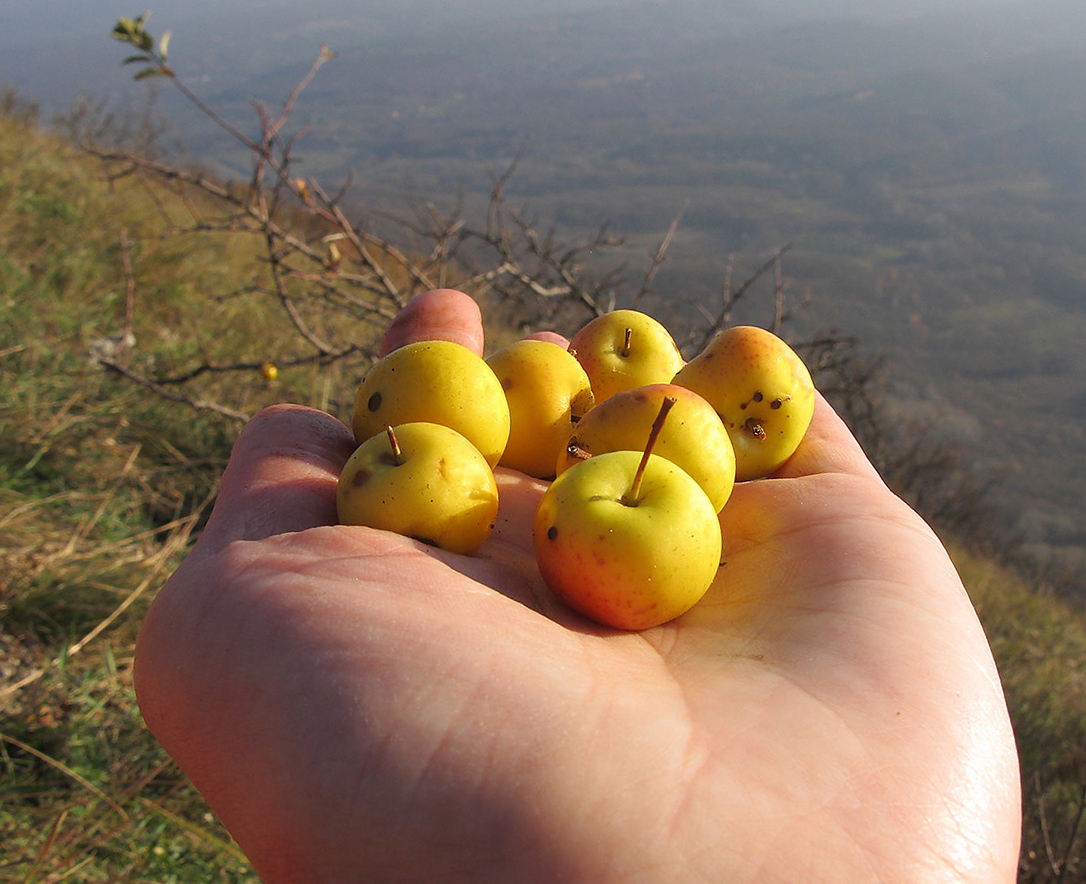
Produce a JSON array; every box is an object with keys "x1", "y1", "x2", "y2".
[
  {"x1": 112, "y1": 13, "x2": 154, "y2": 50},
  {"x1": 112, "y1": 14, "x2": 173, "y2": 79}
]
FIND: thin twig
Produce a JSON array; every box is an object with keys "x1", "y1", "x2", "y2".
[
  {"x1": 96, "y1": 358, "x2": 250, "y2": 422},
  {"x1": 634, "y1": 201, "x2": 687, "y2": 307},
  {"x1": 690, "y1": 242, "x2": 794, "y2": 352},
  {"x1": 488, "y1": 138, "x2": 530, "y2": 240},
  {"x1": 118, "y1": 229, "x2": 136, "y2": 342},
  {"x1": 1056, "y1": 781, "x2": 1086, "y2": 883}
]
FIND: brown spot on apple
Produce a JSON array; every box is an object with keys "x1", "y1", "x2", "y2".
[{"x1": 745, "y1": 417, "x2": 767, "y2": 441}]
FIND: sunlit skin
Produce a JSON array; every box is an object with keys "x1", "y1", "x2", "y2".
[
  {"x1": 378, "y1": 288, "x2": 485, "y2": 358},
  {"x1": 134, "y1": 297, "x2": 1021, "y2": 884}
]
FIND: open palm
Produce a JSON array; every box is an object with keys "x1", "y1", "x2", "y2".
[{"x1": 135, "y1": 298, "x2": 1020, "y2": 883}]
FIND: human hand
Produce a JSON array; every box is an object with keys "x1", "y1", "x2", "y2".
[{"x1": 134, "y1": 295, "x2": 1021, "y2": 883}]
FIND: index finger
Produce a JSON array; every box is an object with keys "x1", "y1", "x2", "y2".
[{"x1": 379, "y1": 289, "x2": 485, "y2": 356}]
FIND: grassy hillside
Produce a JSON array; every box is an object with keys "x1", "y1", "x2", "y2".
[{"x1": 1, "y1": 101, "x2": 1084, "y2": 882}]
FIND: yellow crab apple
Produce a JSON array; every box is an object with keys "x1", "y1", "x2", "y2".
[
  {"x1": 555, "y1": 383, "x2": 736, "y2": 512},
  {"x1": 568, "y1": 309, "x2": 684, "y2": 404},
  {"x1": 351, "y1": 340, "x2": 510, "y2": 468},
  {"x1": 337, "y1": 423, "x2": 499, "y2": 556},
  {"x1": 672, "y1": 325, "x2": 815, "y2": 481},
  {"x1": 533, "y1": 399, "x2": 722, "y2": 630},
  {"x1": 486, "y1": 339, "x2": 594, "y2": 479}
]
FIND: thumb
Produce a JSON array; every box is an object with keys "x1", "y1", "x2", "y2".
[{"x1": 197, "y1": 405, "x2": 357, "y2": 555}]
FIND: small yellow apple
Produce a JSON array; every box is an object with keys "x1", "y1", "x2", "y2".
[
  {"x1": 337, "y1": 423, "x2": 499, "y2": 555},
  {"x1": 556, "y1": 383, "x2": 736, "y2": 512},
  {"x1": 534, "y1": 448, "x2": 722, "y2": 630},
  {"x1": 672, "y1": 325, "x2": 815, "y2": 480},
  {"x1": 568, "y1": 309, "x2": 684, "y2": 404},
  {"x1": 486, "y1": 339, "x2": 595, "y2": 479},
  {"x1": 351, "y1": 340, "x2": 510, "y2": 468}
]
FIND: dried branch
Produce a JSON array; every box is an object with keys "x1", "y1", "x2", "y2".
[
  {"x1": 687, "y1": 242, "x2": 795, "y2": 353},
  {"x1": 117, "y1": 228, "x2": 136, "y2": 344},
  {"x1": 634, "y1": 201, "x2": 687, "y2": 307},
  {"x1": 488, "y1": 139, "x2": 530, "y2": 241},
  {"x1": 97, "y1": 358, "x2": 250, "y2": 422}
]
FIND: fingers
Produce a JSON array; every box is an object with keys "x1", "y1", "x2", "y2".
[
  {"x1": 379, "y1": 289, "x2": 485, "y2": 356},
  {"x1": 524, "y1": 330, "x2": 571, "y2": 348},
  {"x1": 379, "y1": 289, "x2": 573, "y2": 357},
  {"x1": 773, "y1": 392, "x2": 884, "y2": 483},
  {"x1": 198, "y1": 404, "x2": 357, "y2": 553}
]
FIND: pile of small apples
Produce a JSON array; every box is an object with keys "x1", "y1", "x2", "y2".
[{"x1": 336, "y1": 295, "x2": 816, "y2": 631}]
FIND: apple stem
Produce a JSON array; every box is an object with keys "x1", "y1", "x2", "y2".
[
  {"x1": 385, "y1": 425, "x2": 404, "y2": 465},
  {"x1": 566, "y1": 439, "x2": 592, "y2": 461},
  {"x1": 620, "y1": 326, "x2": 633, "y2": 358},
  {"x1": 623, "y1": 396, "x2": 676, "y2": 506}
]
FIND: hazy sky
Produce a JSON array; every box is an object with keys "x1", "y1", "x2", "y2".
[
  {"x1": 0, "y1": 0, "x2": 1048, "y2": 43},
  {"x1": 0, "y1": 0, "x2": 1070, "y2": 117}
]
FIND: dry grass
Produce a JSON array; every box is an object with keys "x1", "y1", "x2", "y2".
[
  {"x1": 955, "y1": 544, "x2": 1086, "y2": 882},
  {"x1": 0, "y1": 101, "x2": 324, "y2": 883}
]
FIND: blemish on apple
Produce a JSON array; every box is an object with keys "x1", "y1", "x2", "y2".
[{"x1": 745, "y1": 418, "x2": 767, "y2": 440}]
